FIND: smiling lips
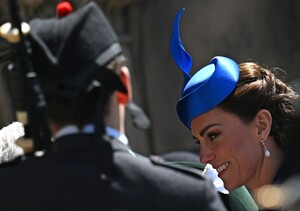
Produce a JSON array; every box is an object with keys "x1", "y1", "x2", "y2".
[{"x1": 216, "y1": 162, "x2": 229, "y2": 174}]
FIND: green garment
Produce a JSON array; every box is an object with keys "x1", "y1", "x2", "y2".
[{"x1": 168, "y1": 161, "x2": 258, "y2": 211}]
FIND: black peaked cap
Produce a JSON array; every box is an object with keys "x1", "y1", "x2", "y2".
[{"x1": 29, "y1": 2, "x2": 126, "y2": 99}]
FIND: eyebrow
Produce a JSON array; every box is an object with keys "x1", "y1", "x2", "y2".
[{"x1": 200, "y1": 124, "x2": 220, "y2": 137}]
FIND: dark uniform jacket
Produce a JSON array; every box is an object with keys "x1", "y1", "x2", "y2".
[{"x1": 0, "y1": 134, "x2": 226, "y2": 211}]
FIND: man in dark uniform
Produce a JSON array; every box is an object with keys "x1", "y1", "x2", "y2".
[{"x1": 0, "y1": 2, "x2": 226, "y2": 211}]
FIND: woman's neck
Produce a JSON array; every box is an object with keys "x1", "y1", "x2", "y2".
[{"x1": 248, "y1": 139, "x2": 284, "y2": 191}]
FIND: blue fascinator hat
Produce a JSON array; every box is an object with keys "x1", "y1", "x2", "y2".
[{"x1": 170, "y1": 8, "x2": 240, "y2": 129}]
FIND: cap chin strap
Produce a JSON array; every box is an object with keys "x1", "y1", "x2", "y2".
[{"x1": 126, "y1": 100, "x2": 150, "y2": 130}]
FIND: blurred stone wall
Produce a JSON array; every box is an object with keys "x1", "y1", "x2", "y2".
[{"x1": 1, "y1": 0, "x2": 300, "y2": 155}]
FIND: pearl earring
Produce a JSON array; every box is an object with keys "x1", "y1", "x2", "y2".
[{"x1": 261, "y1": 140, "x2": 270, "y2": 158}]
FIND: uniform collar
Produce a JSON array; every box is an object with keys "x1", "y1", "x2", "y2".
[
  {"x1": 52, "y1": 133, "x2": 135, "y2": 157},
  {"x1": 53, "y1": 124, "x2": 129, "y2": 146},
  {"x1": 105, "y1": 126, "x2": 128, "y2": 145}
]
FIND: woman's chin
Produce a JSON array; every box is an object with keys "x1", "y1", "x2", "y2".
[{"x1": 224, "y1": 181, "x2": 242, "y2": 191}]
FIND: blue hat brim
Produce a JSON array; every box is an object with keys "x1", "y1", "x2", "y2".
[{"x1": 177, "y1": 56, "x2": 240, "y2": 129}]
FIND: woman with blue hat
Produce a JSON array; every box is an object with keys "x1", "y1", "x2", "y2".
[{"x1": 171, "y1": 8, "x2": 298, "y2": 192}]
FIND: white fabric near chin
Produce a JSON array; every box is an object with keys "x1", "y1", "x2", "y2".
[
  {"x1": 203, "y1": 164, "x2": 229, "y2": 194},
  {"x1": 0, "y1": 122, "x2": 25, "y2": 164},
  {"x1": 53, "y1": 124, "x2": 129, "y2": 145},
  {"x1": 105, "y1": 126, "x2": 128, "y2": 145}
]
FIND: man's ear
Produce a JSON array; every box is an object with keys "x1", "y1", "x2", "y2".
[
  {"x1": 255, "y1": 109, "x2": 272, "y2": 139},
  {"x1": 117, "y1": 66, "x2": 132, "y2": 105}
]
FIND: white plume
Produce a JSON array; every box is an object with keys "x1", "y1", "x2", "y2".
[
  {"x1": 203, "y1": 163, "x2": 229, "y2": 194},
  {"x1": 0, "y1": 122, "x2": 25, "y2": 164}
]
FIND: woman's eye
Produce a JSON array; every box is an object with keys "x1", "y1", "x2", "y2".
[{"x1": 207, "y1": 133, "x2": 219, "y2": 141}]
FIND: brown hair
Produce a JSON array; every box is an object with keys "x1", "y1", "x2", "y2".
[
  {"x1": 220, "y1": 62, "x2": 298, "y2": 149},
  {"x1": 46, "y1": 87, "x2": 113, "y2": 129}
]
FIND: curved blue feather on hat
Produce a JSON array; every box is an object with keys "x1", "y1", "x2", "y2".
[
  {"x1": 170, "y1": 8, "x2": 192, "y2": 89},
  {"x1": 170, "y1": 9, "x2": 240, "y2": 129}
]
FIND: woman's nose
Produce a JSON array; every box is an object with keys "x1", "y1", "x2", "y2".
[{"x1": 199, "y1": 148, "x2": 215, "y2": 164}]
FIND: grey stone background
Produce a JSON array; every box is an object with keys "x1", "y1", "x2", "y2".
[{"x1": 1, "y1": 0, "x2": 300, "y2": 156}]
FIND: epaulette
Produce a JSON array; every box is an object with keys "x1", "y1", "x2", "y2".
[{"x1": 150, "y1": 155, "x2": 206, "y2": 180}]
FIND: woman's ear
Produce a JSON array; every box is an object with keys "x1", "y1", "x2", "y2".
[
  {"x1": 117, "y1": 66, "x2": 132, "y2": 105},
  {"x1": 255, "y1": 109, "x2": 272, "y2": 139}
]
